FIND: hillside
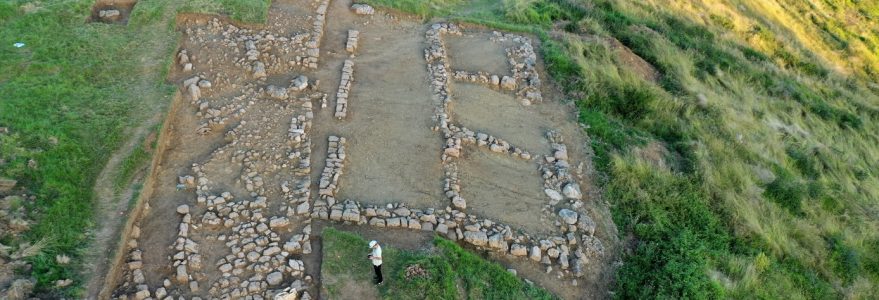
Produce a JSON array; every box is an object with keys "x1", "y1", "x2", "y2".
[{"x1": 1, "y1": 0, "x2": 878, "y2": 298}]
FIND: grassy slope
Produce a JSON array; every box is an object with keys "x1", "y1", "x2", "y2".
[
  {"x1": 0, "y1": 0, "x2": 267, "y2": 296},
  {"x1": 321, "y1": 228, "x2": 555, "y2": 299},
  {"x1": 363, "y1": 0, "x2": 879, "y2": 298}
]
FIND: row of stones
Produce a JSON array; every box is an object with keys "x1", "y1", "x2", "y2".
[
  {"x1": 303, "y1": 0, "x2": 331, "y2": 69},
  {"x1": 451, "y1": 70, "x2": 518, "y2": 91},
  {"x1": 490, "y1": 31, "x2": 544, "y2": 105},
  {"x1": 539, "y1": 131, "x2": 584, "y2": 208},
  {"x1": 317, "y1": 136, "x2": 347, "y2": 199},
  {"x1": 345, "y1": 30, "x2": 359, "y2": 54},
  {"x1": 442, "y1": 124, "x2": 534, "y2": 161},
  {"x1": 334, "y1": 60, "x2": 354, "y2": 119},
  {"x1": 312, "y1": 190, "x2": 602, "y2": 279},
  {"x1": 422, "y1": 23, "x2": 604, "y2": 279},
  {"x1": 423, "y1": 23, "x2": 469, "y2": 214}
]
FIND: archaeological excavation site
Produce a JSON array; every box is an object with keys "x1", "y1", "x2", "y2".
[{"x1": 101, "y1": 1, "x2": 618, "y2": 299}]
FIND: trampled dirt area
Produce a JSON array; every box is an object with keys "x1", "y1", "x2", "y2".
[{"x1": 101, "y1": 0, "x2": 618, "y2": 299}]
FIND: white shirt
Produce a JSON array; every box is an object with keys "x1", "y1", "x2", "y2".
[{"x1": 371, "y1": 245, "x2": 382, "y2": 266}]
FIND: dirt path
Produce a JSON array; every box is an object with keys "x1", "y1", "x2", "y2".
[
  {"x1": 82, "y1": 3, "x2": 181, "y2": 298},
  {"x1": 83, "y1": 113, "x2": 163, "y2": 298}
]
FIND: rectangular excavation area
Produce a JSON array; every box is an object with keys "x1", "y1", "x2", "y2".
[
  {"x1": 458, "y1": 147, "x2": 554, "y2": 235},
  {"x1": 333, "y1": 23, "x2": 444, "y2": 208},
  {"x1": 451, "y1": 82, "x2": 555, "y2": 152},
  {"x1": 88, "y1": 0, "x2": 138, "y2": 24},
  {"x1": 446, "y1": 33, "x2": 514, "y2": 76}
]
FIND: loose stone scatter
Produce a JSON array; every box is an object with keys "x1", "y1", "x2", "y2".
[{"x1": 334, "y1": 60, "x2": 354, "y2": 119}]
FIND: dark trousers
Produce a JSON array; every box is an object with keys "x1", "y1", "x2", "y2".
[{"x1": 373, "y1": 264, "x2": 383, "y2": 283}]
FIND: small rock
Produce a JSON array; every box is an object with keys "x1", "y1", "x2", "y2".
[
  {"x1": 290, "y1": 75, "x2": 309, "y2": 91},
  {"x1": 529, "y1": 246, "x2": 542, "y2": 262},
  {"x1": 267, "y1": 85, "x2": 289, "y2": 100},
  {"x1": 500, "y1": 76, "x2": 516, "y2": 90},
  {"x1": 99, "y1": 9, "x2": 121, "y2": 21},
  {"x1": 578, "y1": 213, "x2": 596, "y2": 236},
  {"x1": 558, "y1": 209, "x2": 578, "y2": 225},
  {"x1": 133, "y1": 289, "x2": 150, "y2": 300},
  {"x1": 435, "y1": 223, "x2": 449, "y2": 235},
  {"x1": 463, "y1": 230, "x2": 488, "y2": 247},
  {"x1": 510, "y1": 244, "x2": 528, "y2": 256},
  {"x1": 176, "y1": 265, "x2": 188, "y2": 283},
  {"x1": 562, "y1": 182, "x2": 582, "y2": 199},
  {"x1": 267, "y1": 271, "x2": 283, "y2": 285},
  {"x1": 451, "y1": 196, "x2": 466, "y2": 210},
  {"x1": 269, "y1": 217, "x2": 290, "y2": 228},
  {"x1": 544, "y1": 189, "x2": 563, "y2": 204},
  {"x1": 253, "y1": 61, "x2": 267, "y2": 78}
]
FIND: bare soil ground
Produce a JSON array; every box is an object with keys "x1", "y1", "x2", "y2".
[
  {"x1": 100, "y1": 0, "x2": 618, "y2": 299},
  {"x1": 447, "y1": 34, "x2": 514, "y2": 76}
]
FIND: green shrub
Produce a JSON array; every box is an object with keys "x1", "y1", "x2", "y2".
[
  {"x1": 607, "y1": 156, "x2": 729, "y2": 298},
  {"x1": 763, "y1": 167, "x2": 806, "y2": 215},
  {"x1": 826, "y1": 234, "x2": 861, "y2": 283}
]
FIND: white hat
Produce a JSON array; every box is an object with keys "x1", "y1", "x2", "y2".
[{"x1": 369, "y1": 240, "x2": 378, "y2": 248}]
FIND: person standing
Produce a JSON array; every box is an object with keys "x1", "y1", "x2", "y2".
[{"x1": 368, "y1": 240, "x2": 383, "y2": 284}]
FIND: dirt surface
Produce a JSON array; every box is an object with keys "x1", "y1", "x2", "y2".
[
  {"x1": 447, "y1": 34, "x2": 514, "y2": 76},
  {"x1": 606, "y1": 37, "x2": 659, "y2": 83},
  {"x1": 101, "y1": 1, "x2": 618, "y2": 299}
]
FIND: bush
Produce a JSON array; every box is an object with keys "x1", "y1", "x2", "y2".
[
  {"x1": 763, "y1": 167, "x2": 806, "y2": 215},
  {"x1": 826, "y1": 234, "x2": 861, "y2": 283},
  {"x1": 607, "y1": 156, "x2": 729, "y2": 299}
]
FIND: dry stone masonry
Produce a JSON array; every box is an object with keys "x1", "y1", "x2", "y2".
[
  {"x1": 334, "y1": 60, "x2": 354, "y2": 119},
  {"x1": 345, "y1": 30, "x2": 359, "y2": 54}
]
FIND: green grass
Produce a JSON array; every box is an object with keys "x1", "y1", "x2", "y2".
[
  {"x1": 321, "y1": 228, "x2": 555, "y2": 299},
  {"x1": 112, "y1": 140, "x2": 151, "y2": 192},
  {"x1": 178, "y1": 0, "x2": 271, "y2": 24},
  {"x1": 0, "y1": 0, "x2": 268, "y2": 296},
  {"x1": 112, "y1": 123, "x2": 161, "y2": 192}
]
